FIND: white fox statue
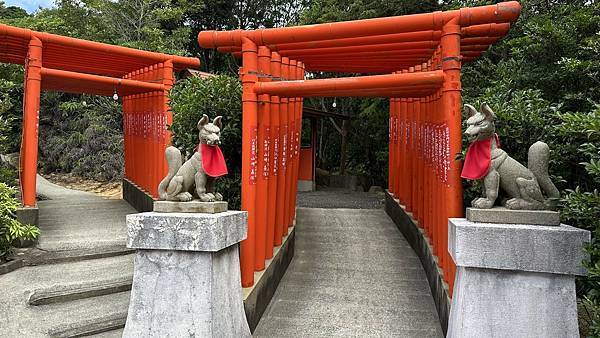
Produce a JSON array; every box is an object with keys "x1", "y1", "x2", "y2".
[
  {"x1": 462, "y1": 103, "x2": 559, "y2": 210},
  {"x1": 157, "y1": 114, "x2": 228, "y2": 202}
]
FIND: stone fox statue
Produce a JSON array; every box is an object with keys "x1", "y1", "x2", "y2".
[
  {"x1": 158, "y1": 115, "x2": 228, "y2": 202},
  {"x1": 461, "y1": 103, "x2": 559, "y2": 210}
]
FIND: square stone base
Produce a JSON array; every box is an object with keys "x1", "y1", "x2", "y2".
[
  {"x1": 123, "y1": 246, "x2": 251, "y2": 337},
  {"x1": 448, "y1": 266, "x2": 578, "y2": 338},
  {"x1": 16, "y1": 206, "x2": 39, "y2": 226},
  {"x1": 466, "y1": 207, "x2": 560, "y2": 226},
  {"x1": 153, "y1": 200, "x2": 228, "y2": 213}
]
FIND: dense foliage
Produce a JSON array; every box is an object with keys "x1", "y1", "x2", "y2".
[
  {"x1": 168, "y1": 75, "x2": 242, "y2": 208},
  {"x1": 38, "y1": 94, "x2": 124, "y2": 181},
  {"x1": 0, "y1": 183, "x2": 39, "y2": 260}
]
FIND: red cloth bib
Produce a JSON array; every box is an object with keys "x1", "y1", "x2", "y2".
[
  {"x1": 461, "y1": 134, "x2": 499, "y2": 180},
  {"x1": 200, "y1": 144, "x2": 228, "y2": 177}
]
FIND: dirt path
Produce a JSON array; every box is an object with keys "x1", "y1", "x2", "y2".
[{"x1": 42, "y1": 173, "x2": 122, "y2": 199}]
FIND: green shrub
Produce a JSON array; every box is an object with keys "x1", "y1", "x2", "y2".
[
  {"x1": 557, "y1": 105, "x2": 600, "y2": 336},
  {"x1": 168, "y1": 75, "x2": 242, "y2": 208},
  {"x1": 0, "y1": 74, "x2": 23, "y2": 155},
  {"x1": 0, "y1": 182, "x2": 39, "y2": 261},
  {"x1": 38, "y1": 94, "x2": 124, "y2": 181},
  {"x1": 0, "y1": 165, "x2": 17, "y2": 187}
]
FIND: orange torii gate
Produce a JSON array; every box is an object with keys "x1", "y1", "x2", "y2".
[
  {"x1": 199, "y1": 1, "x2": 521, "y2": 287},
  {"x1": 0, "y1": 24, "x2": 200, "y2": 208}
]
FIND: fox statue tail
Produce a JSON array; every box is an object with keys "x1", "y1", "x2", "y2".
[
  {"x1": 528, "y1": 141, "x2": 560, "y2": 209},
  {"x1": 157, "y1": 146, "x2": 183, "y2": 200}
]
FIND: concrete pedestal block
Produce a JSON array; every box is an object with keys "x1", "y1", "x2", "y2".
[
  {"x1": 123, "y1": 211, "x2": 251, "y2": 338},
  {"x1": 447, "y1": 218, "x2": 590, "y2": 338}
]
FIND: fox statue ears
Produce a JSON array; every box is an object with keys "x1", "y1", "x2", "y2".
[
  {"x1": 213, "y1": 116, "x2": 223, "y2": 129},
  {"x1": 197, "y1": 115, "x2": 223, "y2": 130},
  {"x1": 464, "y1": 104, "x2": 478, "y2": 117},
  {"x1": 480, "y1": 102, "x2": 496, "y2": 119},
  {"x1": 464, "y1": 103, "x2": 496, "y2": 120},
  {"x1": 197, "y1": 114, "x2": 209, "y2": 130}
]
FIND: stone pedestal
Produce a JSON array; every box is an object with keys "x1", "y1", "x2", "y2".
[
  {"x1": 122, "y1": 211, "x2": 251, "y2": 338},
  {"x1": 447, "y1": 218, "x2": 590, "y2": 338}
]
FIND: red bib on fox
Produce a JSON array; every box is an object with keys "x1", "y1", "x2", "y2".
[
  {"x1": 200, "y1": 144, "x2": 228, "y2": 177},
  {"x1": 461, "y1": 134, "x2": 500, "y2": 180}
]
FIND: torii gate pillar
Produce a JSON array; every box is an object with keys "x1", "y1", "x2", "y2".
[{"x1": 21, "y1": 37, "x2": 43, "y2": 208}]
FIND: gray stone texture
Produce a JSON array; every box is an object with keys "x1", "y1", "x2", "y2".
[
  {"x1": 448, "y1": 266, "x2": 579, "y2": 338},
  {"x1": 16, "y1": 206, "x2": 39, "y2": 226},
  {"x1": 449, "y1": 218, "x2": 590, "y2": 276},
  {"x1": 447, "y1": 217, "x2": 590, "y2": 338},
  {"x1": 466, "y1": 206, "x2": 560, "y2": 225},
  {"x1": 297, "y1": 179, "x2": 315, "y2": 192},
  {"x1": 153, "y1": 200, "x2": 228, "y2": 213},
  {"x1": 122, "y1": 246, "x2": 250, "y2": 338},
  {"x1": 35, "y1": 175, "x2": 136, "y2": 253},
  {"x1": 127, "y1": 211, "x2": 247, "y2": 252},
  {"x1": 123, "y1": 211, "x2": 250, "y2": 338},
  {"x1": 296, "y1": 187, "x2": 384, "y2": 209}
]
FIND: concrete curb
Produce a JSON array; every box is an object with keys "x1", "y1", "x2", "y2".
[
  {"x1": 0, "y1": 258, "x2": 24, "y2": 275},
  {"x1": 384, "y1": 190, "x2": 451, "y2": 335},
  {"x1": 122, "y1": 179, "x2": 154, "y2": 212},
  {"x1": 244, "y1": 227, "x2": 295, "y2": 332}
]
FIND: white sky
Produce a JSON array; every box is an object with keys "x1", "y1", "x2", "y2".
[{"x1": 4, "y1": 0, "x2": 54, "y2": 13}]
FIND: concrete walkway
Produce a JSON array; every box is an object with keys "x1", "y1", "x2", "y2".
[
  {"x1": 36, "y1": 175, "x2": 135, "y2": 252},
  {"x1": 253, "y1": 207, "x2": 443, "y2": 337}
]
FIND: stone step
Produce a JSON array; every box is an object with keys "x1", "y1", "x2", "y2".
[
  {"x1": 21, "y1": 245, "x2": 134, "y2": 266},
  {"x1": 87, "y1": 328, "x2": 124, "y2": 337},
  {"x1": 1, "y1": 254, "x2": 134, "y2": 337},
  {"x1": 42, "y1": 291, "x2": 129, "y2": 337},
  {"x1": 29, "y1": 277, "x2": 132, "y2": 306}
]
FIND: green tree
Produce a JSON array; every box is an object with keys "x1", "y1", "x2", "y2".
[
  {"x1": 168, "y1": 75, "x2": 243, "y2": 208},
  {"x1": 0, "y1": 1, "x2": 29, "y2": 19},
  {"x1": 301, "y1": 0, "x2": 438, "y2": 23}
]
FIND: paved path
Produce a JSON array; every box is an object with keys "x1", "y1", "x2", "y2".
[
  {"x1": 254, "y1": 207, "x2": 443, "y2": 337},
  {"x1": 36, "y1": 175, "x2": 135, "y2": 252},
  {"x1": 296, "y1": 187, "x2": 385, "y2": 209}
]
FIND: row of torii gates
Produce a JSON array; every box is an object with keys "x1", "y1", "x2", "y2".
[{"x1": 1, "y1": 2, "x2": 520, "y2": 289}]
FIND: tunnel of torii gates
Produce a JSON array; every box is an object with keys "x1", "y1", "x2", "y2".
[
  {"x1": 198, "y1": 1, "x2": 522, "y2": 288},
  {"x1": 0, "y1": 23, "x2": 200, "y2": 206}
]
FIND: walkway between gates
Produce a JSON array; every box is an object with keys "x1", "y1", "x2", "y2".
[{"x1": 254, "y1": 206, "x2": 443, "y2": 337}]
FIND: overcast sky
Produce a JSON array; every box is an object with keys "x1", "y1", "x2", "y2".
[{"x1": 5, "y1": 0, "x2": 54, "y2": 13}]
